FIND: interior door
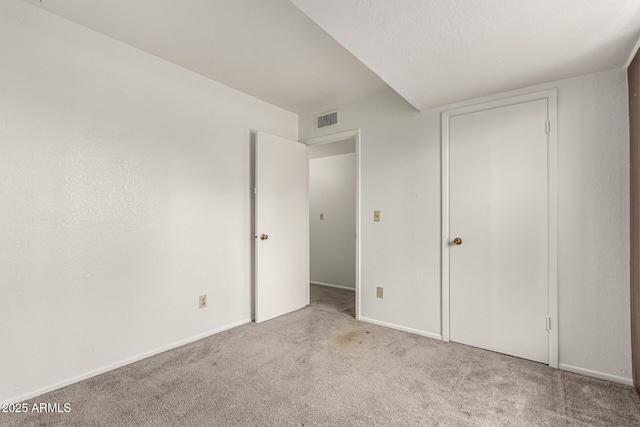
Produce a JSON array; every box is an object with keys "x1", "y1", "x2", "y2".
[
  {"x1": 449, "y1": 99, "x2": 549, "y2": 363},
  {"x1": 255, "y1": 131, "x2": 308, "y2": 323}
]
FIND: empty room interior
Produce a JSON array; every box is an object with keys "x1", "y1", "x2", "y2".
[{"x1": 3, "y1": 0, "x2": 640, "y2": 425}]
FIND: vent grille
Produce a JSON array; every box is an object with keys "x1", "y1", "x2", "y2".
[{"x1": 316, "y1": 110, "x2": 338, "y2": 129}]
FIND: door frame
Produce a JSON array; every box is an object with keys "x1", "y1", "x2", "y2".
[
  {"x1": 441, "y1": 90, "x2": 558, "y2": 368},
  {"x1": 302, "y1": 129, "x2": 362, "y2": 320}
]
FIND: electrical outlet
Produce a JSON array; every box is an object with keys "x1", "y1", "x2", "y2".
[
  {"x1": 374, "y1": 210, "x2": 381, "y2": 222},
  {"x1": 376, "y1": 286, "x2": 383, "y2": 298},
  {"x1": 199, "y1": 295, "x2": 207, "y2": 309}
]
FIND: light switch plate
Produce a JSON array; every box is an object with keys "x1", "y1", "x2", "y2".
[
  {"x1": 374, "y1": 210, "x2": 381, "y2": 222},
  {"x1": 376, "y1": 286, "x2": 383, "y2": 298}
]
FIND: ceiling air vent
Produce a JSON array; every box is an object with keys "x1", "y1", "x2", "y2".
[{"x1": 315, "y1": 109, "x2": 339, "y2": 130}]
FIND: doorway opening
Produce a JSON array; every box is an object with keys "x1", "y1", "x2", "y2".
[{"x1": 304, "y1": 130, "x2": 361, "y2": 319}]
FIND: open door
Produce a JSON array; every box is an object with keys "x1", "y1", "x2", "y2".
[{"x1": 254, "y1": 131, "x2": 309, "y2": 323}]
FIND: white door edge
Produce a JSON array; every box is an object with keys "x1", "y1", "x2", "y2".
[
  {"x1": 303, "y1": 129, "x2": 362, "y2": 320},
  {"x1": 440, "y1": 90, "x2": 558, "y2": 369}
]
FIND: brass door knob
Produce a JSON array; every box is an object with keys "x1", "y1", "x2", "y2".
[
  {"x1": 260, "y1": 234, "x2": 269, "y2": 241},
  {"x1": 453, "y1": 237, "x2": 462, "y2": 245}
]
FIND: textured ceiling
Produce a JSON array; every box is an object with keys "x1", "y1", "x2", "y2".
[
  {"x1": 22, "y1": 0, "x2": 640, "y2": 114},
  {"x1": 291, "y1": 0, "x2": 640, "y2": 110},
  {"x1": 21, "y1": 0, "x2": 390, "y2": 114}
]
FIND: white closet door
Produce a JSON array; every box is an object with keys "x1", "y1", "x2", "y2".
[{"x1": 449, "y1": 99, "x2": 549, "y2": 363}]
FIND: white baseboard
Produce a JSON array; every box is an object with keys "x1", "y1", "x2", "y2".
[
  {"x1": 359, "y1": 316, "x2": 442, "y2": 341},
  {"x1": 311, "y1": 281, "x2": 355, "y2": 292},
  {"x1": 2, "y1": 318, "x2": 252, "y2": 405},
  {"x1": 559, "y1": 363, "x2": 633, "y2": 386}
]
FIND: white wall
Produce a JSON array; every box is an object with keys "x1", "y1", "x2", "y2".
[
  {"x1": 0, "y1": 1, "x2": 297, "y2": 404},
  {"x1": 299, "y1": 68, "x2": 632, "y2": 383},
  {"x1": 309, "y1": 153, "x2": 356, "y2": 288}
]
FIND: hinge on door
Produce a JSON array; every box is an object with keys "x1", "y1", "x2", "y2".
[
  {"x1": 545, "y1": 316, "x2": 551, "y2": 331},
  {"x1": 252, "y1": 187, "x2": 256, "y2": 194},
  {"x1": 545, "y1": 120, "x2": 550, "y2": 134}
]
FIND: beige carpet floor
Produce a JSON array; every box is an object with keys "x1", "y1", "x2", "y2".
[{"x1": 2, "y1": 284, "x2": 640, "y2": 426}]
